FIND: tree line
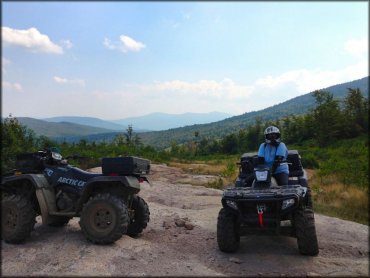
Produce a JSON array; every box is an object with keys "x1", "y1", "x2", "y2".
[{"x1": 172, "y1": 88, "x2": 368, "y2": 156}]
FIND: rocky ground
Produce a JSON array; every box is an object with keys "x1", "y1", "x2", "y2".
[{"x1": 1, "y1": 164, "x2": 369, "y2": 276}]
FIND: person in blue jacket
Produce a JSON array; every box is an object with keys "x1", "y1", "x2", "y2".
[{"x1": 257, "y1": 126, "x2": 289, "y2": 185}]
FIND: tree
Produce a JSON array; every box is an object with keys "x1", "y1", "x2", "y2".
[
  {"x1": 1, "y1": 115, "x2": 37, "y2": 172},
  {"x1": 343, "y1": 88, "x2": 368, "y2": 137},
  {"x1": 124, "y1": 125, "x2": 141, "y2": 147},
  {"x1": 125, "y1": 125, "x2": 134, "y2": 145},
  {"x1": 244, "y1": 118, "x2": 263, "y2": 151},
  {"x1": 311, "y1": 90, "x2": 343, "y2": 147},
  {"x1": 113, "y1": 133, "x2": 126, "y2": 146},
  {"x1": 221, "y1": 133, "x2": 238, "y2": 154}
]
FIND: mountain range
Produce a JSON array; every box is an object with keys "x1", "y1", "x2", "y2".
[
  {"x1": 42, "y1": 112, "x2": 232, "y2": 132},
  {"x1": 13, "y1": 112, "x2": 232, "y2": 138},
  {"x1": 10, "y1": 76, "x2": 369, "y2": 148},
  {"x1": 110, "y1": 112, "x2": 232, "y2": 131}
]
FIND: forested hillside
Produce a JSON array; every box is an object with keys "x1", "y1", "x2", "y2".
[
  {"x1": 138, "y1": 76, "x2": 369, "y2": 148},
  {"x1": 17, "y1": 117, "x2": 115, "y2": 137},
  {"x1": 52, "y1": 77, "x2": 368, "y2": 147}
]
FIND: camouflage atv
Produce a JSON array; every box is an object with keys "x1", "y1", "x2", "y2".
[
  {"x1": 217, "y1": 150, "x2": 319, "y2": 256},
  {"x1": 1, "y1": 148, "x2": 151, "y2": 244}
]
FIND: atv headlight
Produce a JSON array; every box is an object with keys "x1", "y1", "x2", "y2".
[
  {"x1": 282, "y1": 198, "x2": 295, "y2": 210},
  {"x1": 226, "y1": 200, "x2": 238, "y2": 210},
  {"x1": 255, "y1": 170, "x2": 269, "y2": 182}
]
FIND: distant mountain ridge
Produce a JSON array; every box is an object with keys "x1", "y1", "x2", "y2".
[
  {"x1": 16, "y1": 117, "x2": 115, "y2": 138},
  {"x1": 112, "y1": 112, "x2": 232, "y2": 131},
  {"x1": 41, "y1": 112, "x2": 232, "y2": 132},
  {"x1": 42, "y1": 116, "x2": 126, "y2": 131}
]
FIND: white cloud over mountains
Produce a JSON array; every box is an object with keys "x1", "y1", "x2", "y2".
[
  {"x1": 53, "y1": 76, "x2": 85, "y2": 86},
  {"x1": 2, "y1": 57, "x2": 11, "y2": 73},
  {"x1": 254, "y1": 60, "x2": 367, "y2": 95},
  {"x1": 104, "y1": 35, "x2": 146, "y2": 53},
  {"x1": 137, "y1": 79, "x2": 254, "y2": 99},
  {"x1": 2, "y1": 27, "x2": 64, "y2": 54},
  {"x1": 114, "y1": 59, "x2": 367, "y2": 116},
  {"x1": 344, "y1": 38, "x2": 368, "y2": 58},
  {"x1": 3, "y1": 81, "x2": 23, "y2": 92},
  {"x1": 137, "y1": 60, "x2": 367, "y2": 101}
]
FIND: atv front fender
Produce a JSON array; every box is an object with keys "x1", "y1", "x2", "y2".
[
  {"x1": 76, "y1": 175, "x2": 141, "y2": 212},
  {"x1": 1, "y1": 174, "x2": 57, "y2": 225}
]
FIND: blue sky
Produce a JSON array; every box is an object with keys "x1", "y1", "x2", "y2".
[{"x1": 2, "y1": 2, "x2": 368, "y2": 119}]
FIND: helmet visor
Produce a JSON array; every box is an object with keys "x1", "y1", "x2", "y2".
[{"x1": 266, "y1": 133, "x2": 279, "y2": 140}]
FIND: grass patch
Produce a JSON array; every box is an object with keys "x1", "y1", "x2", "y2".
[
  {"x1": 310, "y1": 173, "x2": 368, "y2": 225},
  {"x1": 169, "y1": 159, "x2": 239, "y2": 179},
  {"x1": 168, "y1": 158, "x2": 239, "y2": 189},
  {"x1": 205, "y1": 177, "x2": 225, "y2": 190}
]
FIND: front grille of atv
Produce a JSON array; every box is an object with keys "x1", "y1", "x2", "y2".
[{"x1": 236, "y1": 199, "x2": 286, "y2": 227}]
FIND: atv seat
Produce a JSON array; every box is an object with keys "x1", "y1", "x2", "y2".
[{"x1": 70, "y1": 167, "x2": 102, "y2": 181}]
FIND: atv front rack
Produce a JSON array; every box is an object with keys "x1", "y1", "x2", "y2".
[{"x1": 222, "y1": 184, "x2": 307, "y2": 200}]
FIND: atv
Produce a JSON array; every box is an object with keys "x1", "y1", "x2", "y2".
[
  {"x1": 1, "y1": 148, "x2": 151, "y2": 245},
  {"x1": 217, "y1": 150, "x2": 319, "y2": 256}
]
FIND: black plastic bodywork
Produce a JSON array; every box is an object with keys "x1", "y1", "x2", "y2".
[
  {"x1": 224, "y1": 149, "x2": 308, "y2": 236},
  {"x1": 1, "y1": 153, "x2": 149, "y2": 225},
  {"x1": 222, "y1": 185, "x2": 307, "y2": 235}
]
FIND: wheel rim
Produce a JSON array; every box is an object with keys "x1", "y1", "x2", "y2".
[
  {"x1": 88, "y1": 203, "x2": 117, "y2": 234},
  {"x1": 95, "y1": 209, "x2": 113, "y2": 229}
]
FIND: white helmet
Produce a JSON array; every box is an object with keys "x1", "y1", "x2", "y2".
[{"x1": 264, "y1": 126, "x2": 281, "y2": 144}]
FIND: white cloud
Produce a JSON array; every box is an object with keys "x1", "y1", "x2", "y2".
[
  {"x1": 3, "y1": 81, "x2": 23, "y2": 92},
  {"x1": 61, "y1": 39, "x2": 73, "y2": 49},
  {"x1": 103, "y1": 35, "x2": 146, "y2": 53},
  {"x1": 254, "y1": 60, "x2": 368, "y2": 95},
  {"x1": 344, "y1": 38, "x2": 368, "y2": 58},
  {"x1": 53, "y1": 76, "x2": 85, "y2": 86},
  {"x1": 118, "y1": 60, "x2": 368, "y2": 116},
  {"x1": 183, "y1": 12, "x2": 191, "y2": 20},
  {"x1": 137, "y1": 78, "x2": 253, "y2": 99},
  {"x1": 2, "y1": 57, "x2": 11, "y2": 65},
  {"x1": 2, "y1": 57, "x2": 11, "y2": 73},
  {"x1": 2, "y1": 27, "x2": 63, "y2": 54}
]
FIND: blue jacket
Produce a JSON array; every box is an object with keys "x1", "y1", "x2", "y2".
[{"x1": 257, "y1": 142, "x2": 289, "y2": 174}]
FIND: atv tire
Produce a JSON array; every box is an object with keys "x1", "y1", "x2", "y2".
[
  {"x1": 217, "y1": 208, "x2": 240, "y2": 252},
  {"x1": 294, "y1": 207, "x2": 319, "y2": 256},
  {"x1": 1, "y1": 194, "x2": 36, "y2": 243},
  {"x1": 48, "y1": 216, "x2": 72, "y2": 227},
  {"x1": 306, "y1": 187, "x2": 313, "y2": 209},
  {"x1": 79, "y1": 193, "x2": 129, "y2": 244},
  {"x1": 127, "y1": 196, "x2": 150, "y2": 237}
]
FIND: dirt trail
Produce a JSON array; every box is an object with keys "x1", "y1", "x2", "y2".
[{"x1": 1, "y1": 164, "x2": 369, "y2": 276}]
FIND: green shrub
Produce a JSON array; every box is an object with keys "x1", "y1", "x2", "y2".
[{"x1": 300, "y1": 152, "x2": 319, "y2": 169}]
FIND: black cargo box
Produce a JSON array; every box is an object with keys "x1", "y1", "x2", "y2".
[
  {"x1": 102, "y1": 156, "x2": 150, "y2": 176},
  {"x1": 287, "y1": 150, "x2": 304, "y2": 177},
  {"x1": 240, "y1": 152, "x2": 259, "y2": 174}
]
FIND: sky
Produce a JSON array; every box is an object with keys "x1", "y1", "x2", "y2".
[{"x1": 2, "y1": 1, "x2": 368, "y2": 120}]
